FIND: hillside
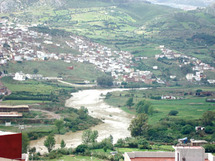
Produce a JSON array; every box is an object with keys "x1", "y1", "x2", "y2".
[{"x1": 0, "y1": 0, "x2": 215, "y2": 86}]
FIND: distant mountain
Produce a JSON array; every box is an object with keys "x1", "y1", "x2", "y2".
[
  {"x1": 0, "y1": 0, "x2": 66, "y2": 13},
  {"x1": 0, "y1": 0, "x2": 151, "y2": 13}
]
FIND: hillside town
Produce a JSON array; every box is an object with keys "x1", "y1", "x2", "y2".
[
  {"x1": 156, "y1": 45, "x2": 215, "y2": 83},
  {"x1": 0, "y1": 18, "x2": 215, "y2": 93}
]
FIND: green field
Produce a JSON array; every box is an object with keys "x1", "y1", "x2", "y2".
[
  {"x1": 1, "y1": 77, "x2": 54, "y2": 94},
  {"x1": 105, "y1": 88, "x2": 215, "y2": 124},
  {"x1": 48, "y1": 155, "x2": 106, "y2": 161}
]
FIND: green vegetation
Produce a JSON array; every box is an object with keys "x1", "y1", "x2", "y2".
[{"x1": 104, "y1": 88, "x2": 215, "y2": 124}]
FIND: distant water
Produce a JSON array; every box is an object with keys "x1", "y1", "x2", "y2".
[{"x1": 147, "y1": 0, "x2": 208, "y2": 10}]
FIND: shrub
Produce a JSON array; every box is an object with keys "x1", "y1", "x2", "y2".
[
  {"x1": 204, "y1": 144, "x2": 215, "y2": 153},
  {"x1": 75, "y1": 144, "x2": 88, "y2": 154},
  {"x1": 168, "y1": 110, "x2": 179, "y2": 116},
  {"x1": 181, "y1": 125, "x2": 193, "y2": 134},
  {"x1": 205, "y1": 126, "x2": 215, "y2": 134}
]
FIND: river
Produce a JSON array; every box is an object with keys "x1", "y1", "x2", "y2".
[{"x1": 30, "y1": 88, "x2": 133, "y2": 153}]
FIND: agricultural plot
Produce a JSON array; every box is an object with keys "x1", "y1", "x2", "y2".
[{"x1": 104, "y1": 88, "x2": 215, "y2": 125}]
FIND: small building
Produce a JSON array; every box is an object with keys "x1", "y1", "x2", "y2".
[
  {"x1": 186, "y1": 73, "x2": 194, "y2": 81},
  {"x1": 0, "y1": 105, "x2": 29, "y2": 112},
  {"x1": 195, "y1": 126, "x2": 205, "y2": 132},
  {"x1": 5, "y1": 122, "x2": 11, "y2": 126},
  {"x1": 13, "y1": 72, "x2": 26, "y2": 81},
  {"x1": 190, "y1": 139, "x2": 208, "y2": 146},
  {"x1": 0, "y1": 112, "x2": 23, "y2": 118},
  {"x1": 153, "y1": 66, "x2": 158, "y2": 70},
  {"x1": 124, "y1": 146, "x2": 215, "y2": 161}
]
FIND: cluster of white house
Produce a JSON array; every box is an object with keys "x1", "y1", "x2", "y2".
[{"x1": 156, "y1": 45, "x2": 215, "y2": 83}]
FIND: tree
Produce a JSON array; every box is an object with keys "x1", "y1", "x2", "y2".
[
  {"x1": 128, "y1": 114, "x2": 148, "y2": 137},
  {"x1": 135, "y1": 100, "x2": 152, "y2": 114},
  {"x1": 22, "y1": 132, "x2": 29, "y2": 153},
  {"x1": 54, "y1": 119, "x2": 64, "y2": 134},
  {"x1": 44, "y1": 134, "x2": 56, "y2": 153},
  {"x1": 78, "y1": 107, "x2": 88, "y2": 119},
  {"x1": 97, "y1": 75, "x2": 113, "y2": 87},
  {"x1": 82, "y1": 129, "x2": 98, "y2": 144},
  {"x1": 126, "y1": 97, "x2": 134, "y2": 109},
  {"x1": 33, "y1": 68, "x2": 39, "y2": 74},
  {"x1": 76, "y1": 144, "x2": 88, "y2": 154},
  {"x1": 60, "y1": 139, "x2": 66, "y2": 149},
  {"x1": 202, "y1": 111, "x2": 215, "y2": 126}
]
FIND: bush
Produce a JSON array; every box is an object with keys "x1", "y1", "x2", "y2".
[
  {"x1": 168, "y1": 110, "x2": 179, "y2": 116},
  {"x1": 205, "y1": 126, "x2": 215, "y2": 134},
  {"x1": 75, "y1": 144, "x2": 88, "y2": 154},
  {"x1": 126, "y1": 138, "x2": 138, "y2": 148},
  {"x1": 115, "y1": 138, "x2": 126, "y2": 147},
  {"x1": 204, "y1": 144, "x2": 215, "y2": 153},
  {"x1": 48, "y1": 151, "x2": 62, "y2": 159},
  {"x1": 181, "y1": 125, "x2": 193, "y2": 134},
  {"x1": 137, "y1": 138, "x2": 151, "y2": 149}
]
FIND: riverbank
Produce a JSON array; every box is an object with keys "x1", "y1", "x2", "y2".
[{"x1": 30, "y1": 88, "x2": 134, "y2": 154}]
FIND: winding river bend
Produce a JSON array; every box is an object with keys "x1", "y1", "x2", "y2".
[{"x1": 30, "y1": 88, "x2": 133, "y2": 153}]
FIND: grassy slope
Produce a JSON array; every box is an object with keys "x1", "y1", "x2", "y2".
[
  {"x1": 1, "y1": 77, "x2": 54, "y2": 94},
  {"x1": 2, "y1": 60, "x2": 104, "y2": 82}
]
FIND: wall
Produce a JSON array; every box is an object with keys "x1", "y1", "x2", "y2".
[
  {"x1": 0, "y1": 133, "x2": 22, "y2": 160},
  {"x1": 208, "y1": 153, "x2": 215, "y2": 161},
  {"x1": 175, "y1": 147, "x2": 205, "y2": 161}
]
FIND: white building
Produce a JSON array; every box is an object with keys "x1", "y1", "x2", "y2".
[
  {"x1": 186, "y1": 73, "x2": 194, "y2": 81},
  {"x1": 13, "y1": 72, "x2": 26, "y2": 81}
]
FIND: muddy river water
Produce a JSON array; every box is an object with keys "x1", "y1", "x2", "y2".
[{"x1": 30, "y1": 88, "x2": 134, "y2": 153}]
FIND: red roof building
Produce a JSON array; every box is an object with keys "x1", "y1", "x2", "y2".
[{"x1": 124, "y1": 146, "x2": 215, "y2": 161}]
